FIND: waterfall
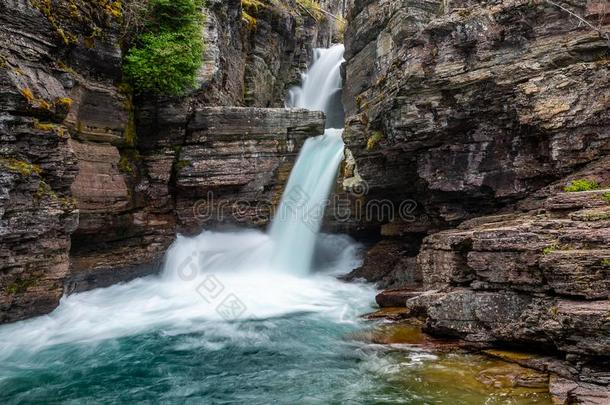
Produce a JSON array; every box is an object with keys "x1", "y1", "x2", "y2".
[
  {"x1": 287, "y1": 45, "x2": 345, "y2": 129},
  {"x1": 0, "y1": 45, "x2": 361, "y2": 357},
  {"x1": 270, "y1": 44, "x2": 346, "y2": 275}
]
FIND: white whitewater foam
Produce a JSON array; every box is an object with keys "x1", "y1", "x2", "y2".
[
  {"x1": 0, "y1": 231, "x2": 373, "y2": 358},
  {"x1": 287, "y1": 44, "x2": 345, "y2": 114},
  {"x1": 269, "y1": 129, "x2": 345, "y2": 275}
]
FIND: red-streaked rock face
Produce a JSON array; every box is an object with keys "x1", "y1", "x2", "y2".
[{"x1": 69, "y1": 141, "x2": 130, "y2": 214}]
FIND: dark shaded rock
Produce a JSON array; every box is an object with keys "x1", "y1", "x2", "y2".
[
  {"x1": 375, "y1": 289, "x2": 421, "y2": 307},
  {"x1": 66, "y1": 248, "x2": 165, "y2": 294},
  {"x1": 342, "y1": 239, "x2": 422, "y2": 288}
]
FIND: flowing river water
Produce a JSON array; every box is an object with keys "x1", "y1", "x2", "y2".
[{"x1": 0, "y1": 46, "x2": 552, "y2": 404}]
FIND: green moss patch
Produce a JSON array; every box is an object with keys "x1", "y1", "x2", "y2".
[
  {"x1": 542, "y1": 242, "x2": 563, "y2": 255},
  {"x1": 0, "y1": 158, "x2": 42, "y2": 177},
  {"x1": 30, "y1": 0, "x2": 122, "y2": 45},
  {"x1": 366, "y1": 131, "x2": 384, "y2": 151},
  {"x1": 5, "y1": 275, "x2": 41, "y2": 295},
  {"x1": 173, "y1": 159, "x2": 191, "y2": 174}
]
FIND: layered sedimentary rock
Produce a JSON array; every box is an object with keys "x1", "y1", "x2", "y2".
[
  {"x1": 340, "y1": 0, "x2": 610, "y2": 237},
  {"x1": 175, "y1": 107, "x2": 325, "y2": 231},
  {"x1": 368, "y1": 163, "x2": 610, "y2": 399},
  {"x1": 341, "y1": 0, "x2": 610, "y2": 397},
  {"x1": 199, "y1": 0, "x2": 344, "y2": 107},
  {"x1": 412, "y1": 159, "x2": 610, "y2": 335},
  {"x1": 0, "y1": 0, "x2": 107, "y2": 322}
]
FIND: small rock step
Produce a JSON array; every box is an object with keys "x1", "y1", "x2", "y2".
[
  {"x1": 375, "y1": 288, "x2": 423, "y2": 308},
  {"x1": 545, "y1": 189, "x2": 610, "y2": 211}
]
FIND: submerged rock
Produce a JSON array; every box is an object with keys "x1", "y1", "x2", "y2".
[{"x1": 375, "y1": 289, "x2": 422, "y2": 308}]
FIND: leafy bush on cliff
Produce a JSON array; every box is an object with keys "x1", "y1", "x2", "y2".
[
  {"x1": 563, "y1": 179, "x2": 600, "y2": 192},
  {"x1": 123, "y1": 0, "x2": 204, "y2": 96}
]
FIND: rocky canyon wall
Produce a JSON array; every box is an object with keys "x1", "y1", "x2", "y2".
[
  {"x1": 341, "y1": 0, "x2": 610, "y2": 398},
  {"x1": 0, "y1": 0, "x2": 341, "y2": 323},
  {"x1": 341, "y1": 0, "x2": 610, "y2": 238}
]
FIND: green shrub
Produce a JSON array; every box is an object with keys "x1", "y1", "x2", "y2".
[
  {"x1": 148, "y1": 0, "x2": 203, "y2": 30},
  {"x1": 563, "y1": 179, "x2": 600, "y2": 192},
  {"x1": 602, "y1": 192, "x2": 610, "y2": 203},
  {"x1": 366, "y1": 131, "x2": 384, "y2": 151},
  {"x1": 123, "y1": 0, "x2": 205, "y2": 96},
  {"x1": 542, "y1": 242, "x2": 562, "y2": 255}
]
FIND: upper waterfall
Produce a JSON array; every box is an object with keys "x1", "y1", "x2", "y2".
[{"x1": 287, "y1": 44, "x2": 345, "y2": 128}]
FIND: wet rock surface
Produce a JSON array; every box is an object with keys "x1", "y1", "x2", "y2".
[{"x1": 342, "y1": 238, "x2": 422, "y2": 288}]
